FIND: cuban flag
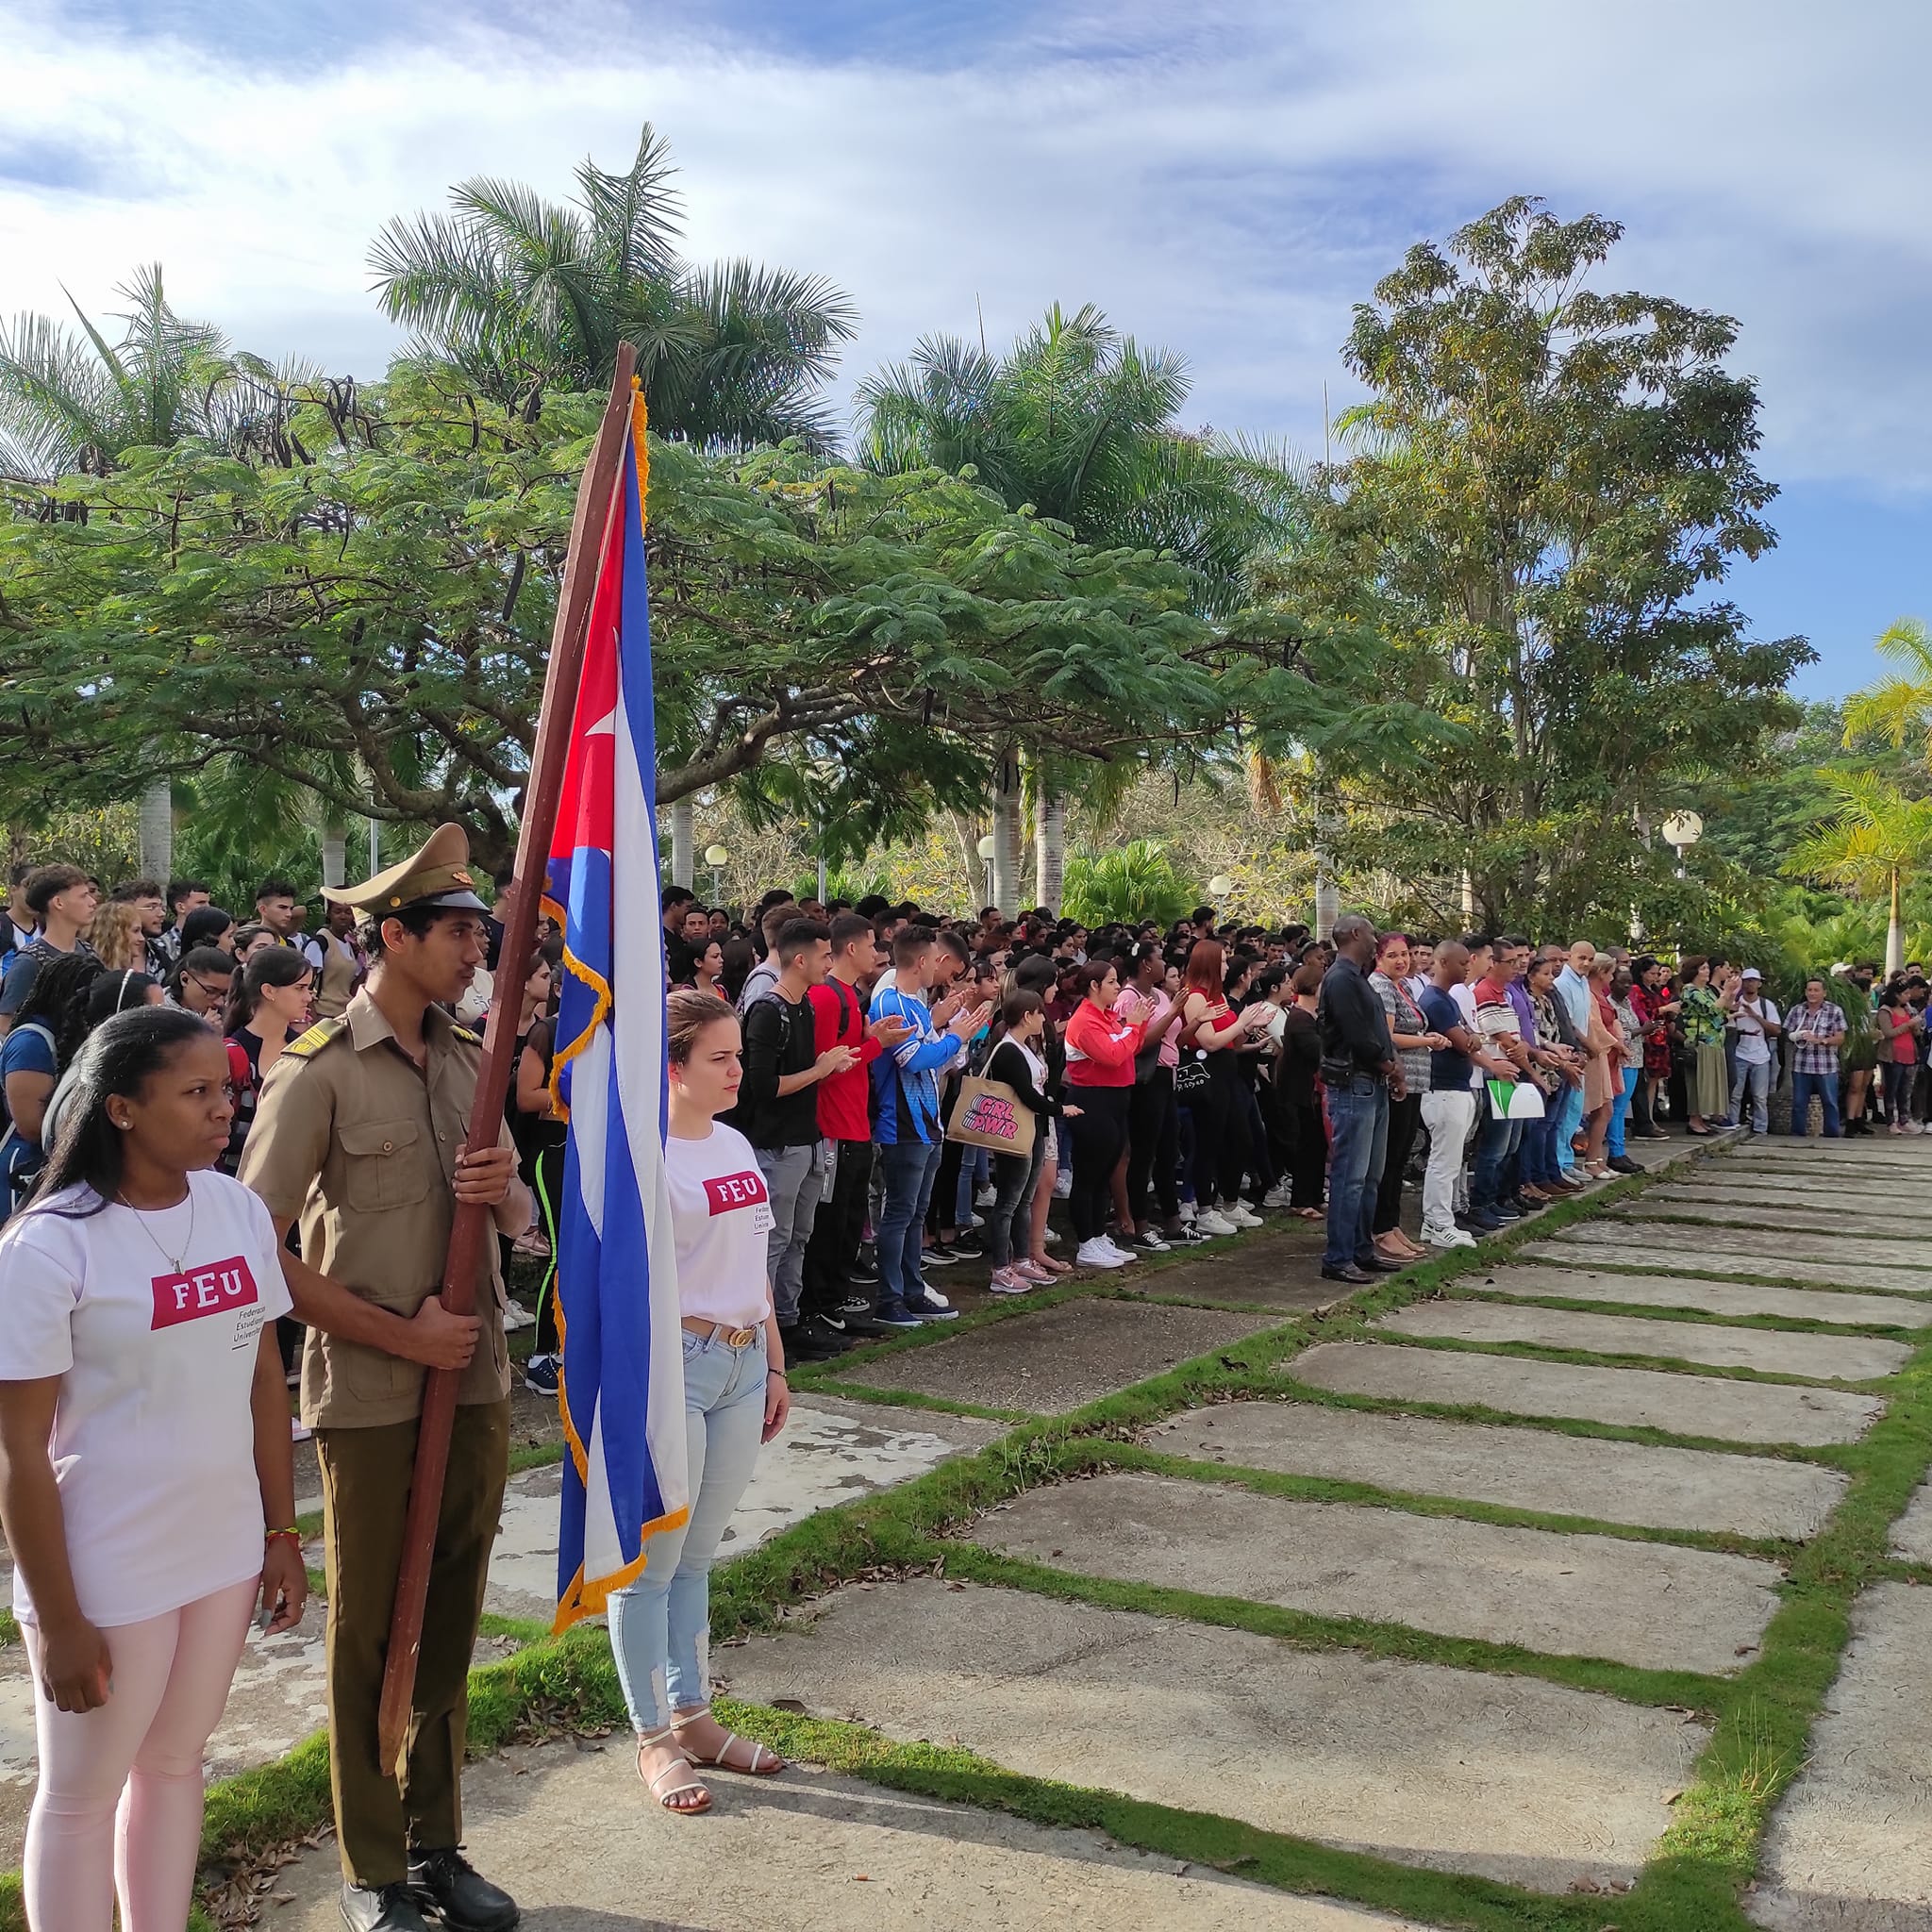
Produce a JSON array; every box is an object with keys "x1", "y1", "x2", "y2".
[{"x1": 541, "y1": 389, "x2": 690, "y2": 1631}]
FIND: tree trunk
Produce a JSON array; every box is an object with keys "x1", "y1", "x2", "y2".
[
  {"x1": 991, "y1": 753, "x2": 1023, "y2": 916},
  {"x1": 669, "y1": 797, "x2": 694, "y2": 890},
  {"x1": 1035, "y1": 783, "x2": 1066, "y2": 918},
  {"x1": 1312, "y1": 770, "x2": 1340, "y2": 940},
  {"x1": 137, "y1": 777, "x2": 173, "y2": 882},
  {"x1": 1888, "y1": 867, "x2": 1905, "y2": 977}
]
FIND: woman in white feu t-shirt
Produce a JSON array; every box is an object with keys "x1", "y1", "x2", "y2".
[
  {"x1": 608, "y1": 988, "x2": 792, "y2": 1818},
  {"x1": 0, "y1": 1008, "x2": 307, "y2": 1932}
]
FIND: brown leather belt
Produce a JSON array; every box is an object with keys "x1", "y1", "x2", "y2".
[{"x1": 680, "y1": 1317, "x2": 760, "y2": 1348}]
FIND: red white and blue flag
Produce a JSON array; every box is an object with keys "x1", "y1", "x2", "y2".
[{"x1": 542, "y1": 391, "x2": 690, "y2": 1630}]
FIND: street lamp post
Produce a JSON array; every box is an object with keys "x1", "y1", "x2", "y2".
[
  {"x1": 976, "y1": 834, "x2": 997, "y2": 912},
  {"x1": 1660, "y1": 812, "x2": 1704, "y2": 882},
  {"x1": 704, "y1": 843, "x2": 730, "y2": 905}
]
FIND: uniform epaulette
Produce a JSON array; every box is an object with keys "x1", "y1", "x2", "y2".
[
  {"x1": 283, "y1": 1017, "x2": 348, "y2": 1061},
  {"x1": 452, "y1": 1023, "x2": 483, "y2": 1047}
]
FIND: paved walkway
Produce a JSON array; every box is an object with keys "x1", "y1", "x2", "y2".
[{"x1": 42, "y1": 1128, "x2": 1932, "y2": 1927}]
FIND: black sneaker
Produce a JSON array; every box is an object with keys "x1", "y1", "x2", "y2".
[
  {"x1": 947, "y1": 1235, "x2": 986, "y2": 1260},
  {"x1": 924, "y1": 1244, "x2": 962, "y2": 1267},
  {"x1": 903, "y1": 1291, "x2": 959, "y2": 1322},
  {"x1": 1166, "y1": 1224, "x2": 1209, "y2": 1245},
  {"x1": 847, "y1": 1262, "x2": 881, "y2": 1285},
  {"x1": 836, "y1": 1294, "x2": 875, "y2": 1319},
  {"x1": 780, "y1": 1322, "x2": 847, "y2": 1362}
]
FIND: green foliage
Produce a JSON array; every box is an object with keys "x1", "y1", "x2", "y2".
[
  {"x1": 1283, "y1": 196, "x2": 1812, "y2": 933},
  {"x1": 0, "y1": 371, "x2": 1229, "y2": 869},
  {"x1": 0, "y1": 264, "x2": 313, "y2": 481},
  {"x1": 1060, "y1": 838, "x2": 1202, "y2": 926},
  {"x1": 369, "y1": 125, "x2": 857, "y2": 452}
]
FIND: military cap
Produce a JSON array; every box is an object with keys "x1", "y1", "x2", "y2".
[{"x1": 323, "y1": 822, "x2": 491, "y2": 918}]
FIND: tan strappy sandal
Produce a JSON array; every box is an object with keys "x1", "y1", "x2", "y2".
[
  {"x1": 637, "y1": 1725, "x2": 711, "y2": 1814},
  {"x1": 671, "y1": 1705, "x2": 785, "y2": 1776}
]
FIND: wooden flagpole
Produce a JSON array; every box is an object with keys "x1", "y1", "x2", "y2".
[{"x1": 376, "y1": 345, "x2": 638, "y2": 1776}]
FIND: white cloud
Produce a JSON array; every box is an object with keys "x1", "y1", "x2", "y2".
[{"x1": 0, "y1": 0, "x2": 1927, "y2": 499}]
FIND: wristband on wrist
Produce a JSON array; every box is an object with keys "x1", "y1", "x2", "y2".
[
  {"x1": 265, "y1": 1526, "x2": 302, "y2": 1546},
  {"x1": 768, "y1": 1368, "x2": 787, "y2": 1380}
]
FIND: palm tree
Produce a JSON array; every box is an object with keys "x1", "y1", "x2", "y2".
[
  {"x1": 369, "y1": 125, "x2": 858, "y2": 452},
  {"x1": 1061, "y1": 839, "x2": 1202, "y2": 928},
  {"x1": 1785, "y1": 771, "x2": 1932, "y2": 975},
  {"x1": 1844, "y1": 618, "x2": 1932, "y2": 762},
  {"x1": 856, "y1": 303, "x2": 1295, "y2": 910},
  {"x1": 0, "y1": 268, "x2": 309, "y2": 874}
]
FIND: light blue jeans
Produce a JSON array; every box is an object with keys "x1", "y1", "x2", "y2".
[
  {"x1": 608, "y1": 1327, "x2": 768, "y2": 1733},
  {"x1": 1552, "y1": 1083, "x2": 1585, "y2": 1173},
  {"x1": 1607, "y1": 1081, "x2": 1632, "y2": 1158}
]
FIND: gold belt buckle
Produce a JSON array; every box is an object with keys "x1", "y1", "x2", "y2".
[{"x1": 725, "y1": 1325, "x2": 758, "y2": 1348}]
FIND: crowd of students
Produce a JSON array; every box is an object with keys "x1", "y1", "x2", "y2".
[{"x1": 0, "y1": 837, "x2": 1922, "y2": 1930}]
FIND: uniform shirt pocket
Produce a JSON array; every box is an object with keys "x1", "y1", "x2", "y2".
[{"x1": 339, "y1": 1118, "x2": 432, "y2": 1213}]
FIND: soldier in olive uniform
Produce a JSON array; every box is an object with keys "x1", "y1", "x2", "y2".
[{"x1": 239, "y1": 825, "x2": 529, "y2": 1932}]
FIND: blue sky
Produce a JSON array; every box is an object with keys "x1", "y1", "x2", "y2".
[{"x1": 4, "y1": 0, "x2": 1926, "y2": 699}]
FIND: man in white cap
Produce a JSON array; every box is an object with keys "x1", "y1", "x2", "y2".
[{"x1": 1727, "y1": 968, "x2": 1781, "y2": 1136}]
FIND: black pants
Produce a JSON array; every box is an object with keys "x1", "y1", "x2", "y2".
[
  {"x1": 1221, "y1": 1082, "x2": 1274, "y2": 1205},
  {"x1": 1374, "y1": 1091, "x2": 1422, "y2": 1235},
  {"x1": 1066, "y1": 1086, "x2": 1130, "y2": 1241},
  {"x1": 1185, "y1": 1059, "x2": 1236, "y2": 1206},
  {"x1": 804, "y1": 1138, "x2": 871, "y2": 1318},
  {"x1": 1127, "y1": 1068, "x2": 1180, "y2": 1224},
  {"x1": 928, "y1": 1134, "x2": 967, "y2": 1238},
  {"x1": 1284, "y1": 1091, "x2": 1326, "y2": 1208},
  {"x1": 1628, "y1": 1076, "x2": 1654, "y2": 1137}
]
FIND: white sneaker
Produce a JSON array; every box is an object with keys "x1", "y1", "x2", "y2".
[
  {"x1": 1099, "y1": 1236, "x2": 1139, "y2": 1263},
  {"x1": 1221, "y1": 1202, "x2": 1264, "y2": 1229},
  {"x1": 1260, "y1": 1182, "x2": 1292, "y2": 1209},
  {"x1": 1422, "y1": 1224, "x2": 1476, "y2": 1250},
  {"x1": 1075, "y1": 1237, "x2": 1128, "y2": 1269},
  {"x1": 1193, "y1": 1209, "x2": 1239, "y2": 1237},
  {"x1": 501, "y1": 1299, "x2": 536, "y2": 1331},
  {"x1": 975, "y1": 1185, "x2": 998, "y2": 1208},
  {"x1": 920, "y1": 1286, "x2": 952, "y2": 1308},
  {"x1": 1042, "y1": 1226, "x2": 1061, "y2": 1245},
  {"x1": 1052, "y1": 1172, "x2": 1073, "y2": 1200},
  {"x1": 967, "y1": 1211, "x2": 986, "y2": 1228}
]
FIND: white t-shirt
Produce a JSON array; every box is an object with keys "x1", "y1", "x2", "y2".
[
  {"x1": 1730, "y1": 995, "x2": 1781, "y2": 1066},
  {"x1": 0, "y1": 1171, "x2": 292, "y2": 1627},
  {"x1": 665, "y1": 1123, "x2": 774, "y2": 1328}
]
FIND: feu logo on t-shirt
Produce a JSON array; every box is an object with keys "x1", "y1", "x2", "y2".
[
  {"x1": 150, "y1": 1256, "x2": 259, "y2": 1331},
  {"x1": 703, "y1": 1170, "x2": 774, "y2": 1234}
]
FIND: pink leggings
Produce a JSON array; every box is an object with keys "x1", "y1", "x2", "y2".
[{"x1": 23, "y1": 1576, "x2": 258, "y2": 1932}]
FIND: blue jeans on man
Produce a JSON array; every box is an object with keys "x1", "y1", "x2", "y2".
[
  {"x1": 1790, "y1": 1071, "x2": 1841, "y2": 1138},
  {"x1": 1471, "y1": 1110, "x2": 1524, "y2": 1215},
  {"x1": 1324, "y1": 1074, "x2": 1389, "y2": 1270},
  {"x1": 1552, "y1": 1082, "x2": 1585, "y2": 1174},
  {"x1": 874, "y1": 1138, "x2": 944, "y2": 1315}
]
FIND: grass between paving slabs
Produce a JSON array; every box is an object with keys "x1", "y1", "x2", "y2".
[
  {"x1": 1453, "y1": 1279, "x2": 1932, "y2": 1341},
  {"x1": 8, "y1": 1144, "x2": 1916, "y2": 1932}
]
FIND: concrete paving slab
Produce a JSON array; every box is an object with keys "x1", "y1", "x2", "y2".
[
  {"x1": 260, "y1": 1743, "x2": 1441, "y2": 1932},
  {"x1": 1646, "y1": 1178, "x2": 1932, "y2": 1215},
  {"x1": 1376, "y1": 1300, "x2": 1911, "y2": 1382},
  {"x1": 1290, "y1": 1341, "x2": 1884, "y2": 1445},
  {"x1": 1750, "y1": 1582, "x2": 1932, "y2": 1929},
  {"x1": 1144, "y1": 1400, "x2": 1846, "y2": 1539},
  {"x1": 731, "y1": 1577, "x2": 1710, "y2": 1892},
  {"x1": 0, "y1": 1393, "x2": 998, "y2": 1865},
  {"x1": 1526, "y1": 1239, "x2": 1932, "y2": 1296},
  {"x1": 842, "y1": 1299, "x2": 1276, "y2": 1414},
  {"x1": 1889, "y1": 1478, "x2": 1932, "y2": 1564},
  {"x1": 1610, "y1": 1199, "x2": 1932, "y2": 1241},
  {"x1": 483, "y1": 1397, "x2": 1001, "y2": 1622},
  {"x1": 1469, "y1": 1264, "x2": 1930, "y2": 1328},
  {"x1": 1548, "y1": 1219, "x2": 1932, "y2": 1274},
  {"x1": 1121, "y1": 1235, "x2": 1336, "y2": 1314},
  {"x1": 972, "y1": 1469, "x2": 1781, "y2": 1673}
]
